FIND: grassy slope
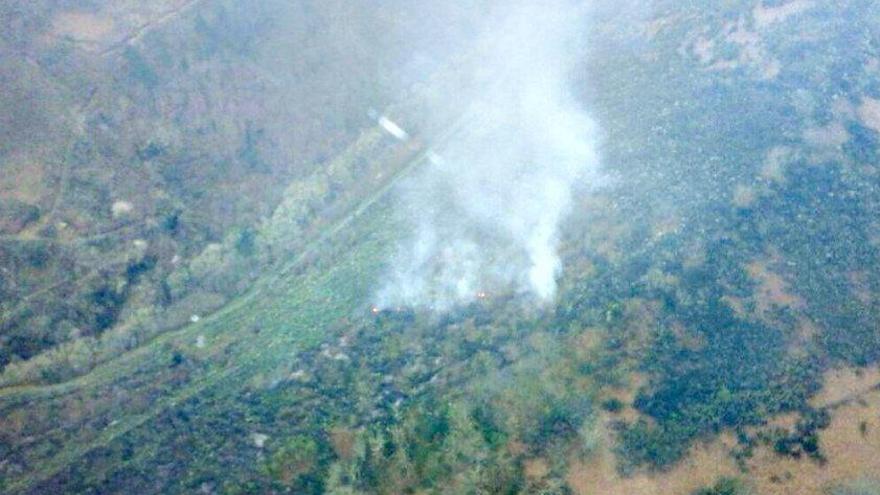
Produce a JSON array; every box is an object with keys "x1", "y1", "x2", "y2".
[
  {"x1": 5, "y1": 2, "x2": 880, "y2": 493},
  {"x1": 1, "y1": 82, "x2": 479, "y2": 489},
  {"x1": 0, "y1": 128, "x2": 427, "y2": 493},
  {"x1": 0, "y1": 5, "x2": 493, "y2": 487}
]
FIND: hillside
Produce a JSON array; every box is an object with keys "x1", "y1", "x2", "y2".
[{"x1": 3, "y1": 1, "x2": 880, "y2": 494}]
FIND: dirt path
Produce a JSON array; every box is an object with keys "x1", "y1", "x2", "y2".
[{"x1": 99, "y1": 0, "x2": 208, "y2": 57}]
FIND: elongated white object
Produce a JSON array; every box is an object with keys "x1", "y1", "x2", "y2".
[
  {"x1": 427, "y1": 151, "x2": 444, "y2": 165},
  {"x1": 378, "y1": 116, "x2": 410, "y2": 141}
]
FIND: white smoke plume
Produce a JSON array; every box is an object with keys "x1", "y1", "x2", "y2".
[{"x1": 377, "y1": 0, "x2": 602, "y2": 311}]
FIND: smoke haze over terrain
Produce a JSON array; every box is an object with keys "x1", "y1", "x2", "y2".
[{"x1": 378, "y1": 0, "x2": 602, "y2": 310}]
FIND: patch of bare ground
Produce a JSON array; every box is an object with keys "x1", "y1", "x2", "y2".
[
  {"x1": 732, "y1": 184, "x2": 757, "y2": 208},
  {"x1": 643, "y1": 15, "x2": 681, "y2": 40},
  {"x1": 329, "y1": 427, "x2": 357, "y2": 461},
  {"x1": 567, "y1": 368, "x2": 739, "y2": 495},
  {"x1": 789, "y1": 317, "x2": 820, "y2": 355},
  {"x1": 744, "y1": 381, "x2": 880, "y2": 494},
  {"x1": 803, "y1": 121, "x2": 850, "y2": 149},
  {"x1": 760, "y1": 146, "x2": 794, "y2": 184},
  {"x1": 50, "y1": 12, "x2": 115, "y2": 45},
  {"x1": 567, "y1": 421, "x2": 740, "y2": 495},
  {"x1": 46, "y1": 1, "x2": 203, "y2": 54},
  {"x1": 858, "y1": 97, "x2": 880, "y2": 134},
  {"x1": 603, "y1": 373, "x2": 647, "y2": 424},
  {"x1": 686, "y1": 14, "x2": 781, "y2": 81},
  {"x1": 567, "y1": 366, "x2": 880, "y2": 495},
  {"x1": 0, "y1": 152, "x2": 49, "y2": 205},
  {"x1": 746, "y1": 259, "x2": 805, "y2": 315},
  {"x1": 719, "y1": 18, "x2": 781, "y2": 80},
  {"x1": 847, "y1": 271, "x2": 874, "y2": 305},
  {"x1": 652, "y1": 214, "x2": 683, "y2": 240},
  {"x1": 753, "y1": 0, "x2": 816, "y2": 29},
  {"x1": 745, "y1": 277, "x2": 822, "y2": 359},
  {"x1": 578, "y1": 195, "x2": 632, "y2": 263},
  {"x1": 524, "y1": 457, "x2": 551, "y2": 482},
  {"x1": 811, "y1": 366, "x2": 880, "y2": 407}
]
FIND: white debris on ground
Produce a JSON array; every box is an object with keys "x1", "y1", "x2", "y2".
[
  {"x1": 373, "y1": 111, "x2": 446, "y2": 168},
  {"x1": 190, "y1": 314, "x2": 201, "y2": 323},
  {"x1": 195, "y1": 335, "x2": 206, "y2": 348},
  {"x1": 377, "y1": 116, "x2": 410, "y2": 141},
  {"x1": 251, "y1": 433, "x2": 269, "y2": 449},
  {"x1": 426, "y1": 151, "x2": 444, "y2": 165},
  {"x1": 131, "y1": 239, "x2": 149, "y2": 259},
  {"x1": 320, "y1": 345, "x2": 350, "y2": 362},
  {"x1": 111, "y1": 200, "x2": 134, "y2": 219}
]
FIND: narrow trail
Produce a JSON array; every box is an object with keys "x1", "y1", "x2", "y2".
[
  {"x1": 99, "y1": 0, "x2": 207, "y2": 57},
  {"x1": 0, "y1": 216, "x2": 150, "y2": 246},
  {"x1": 1, "y1": 218, "x2": 156, "y2": 331}
]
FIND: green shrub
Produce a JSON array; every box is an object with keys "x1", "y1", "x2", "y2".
[{"x1": 692, "y1": 477, "x2": 752, "y2": 495}]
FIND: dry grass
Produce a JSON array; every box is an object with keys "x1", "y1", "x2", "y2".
[
  {"x1": 858, "y1": 98, "x2": 880, "y2": 134},
  {"x1": 0, "y1": 152, "x2": 48, "y2": 204},
  {"x1": 567, "y1": 366, "x2": 880, "y2": 495},
  {"x1": 744, "y1": 385, "x2": 880, "y2": 494},
  {"x1": 567, "y1": 422, "x2": 740, "y2": 495},
  {"x1": 803, "y1": 121, "x2": 850, "y2": 149},
  {"x1": 746, "y1": 259, "x2": 805, "y2": 315},
  {"x1": 811, "y1": 366, "x2": 880, "y2": 408},
  {"x1": 524, "y1": 458, "x2": 551, "y2": 481},
  {"x1": 732, "y1": 185, "x2": 757, "y2": 208},
  {"x1": 753, "y1": 0, "x2": 816, "y2": 29},
  {"x1": 761, "y1": 146, "x2": 793, "y2": 183},
  {"x1": 329, "y1": 427, "x2": 357, "y2": 460},
  {"x1": 51, "y1": 12, "x2": 115, "y2": 44}
]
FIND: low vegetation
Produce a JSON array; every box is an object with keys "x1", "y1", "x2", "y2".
[{"x1": 2, "y1": 1, "x2": 880, "y2": 494}]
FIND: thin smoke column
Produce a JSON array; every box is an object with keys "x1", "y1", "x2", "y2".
[{"x1": 378, "y1": 0, "x2": 601, "y2": 310}]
